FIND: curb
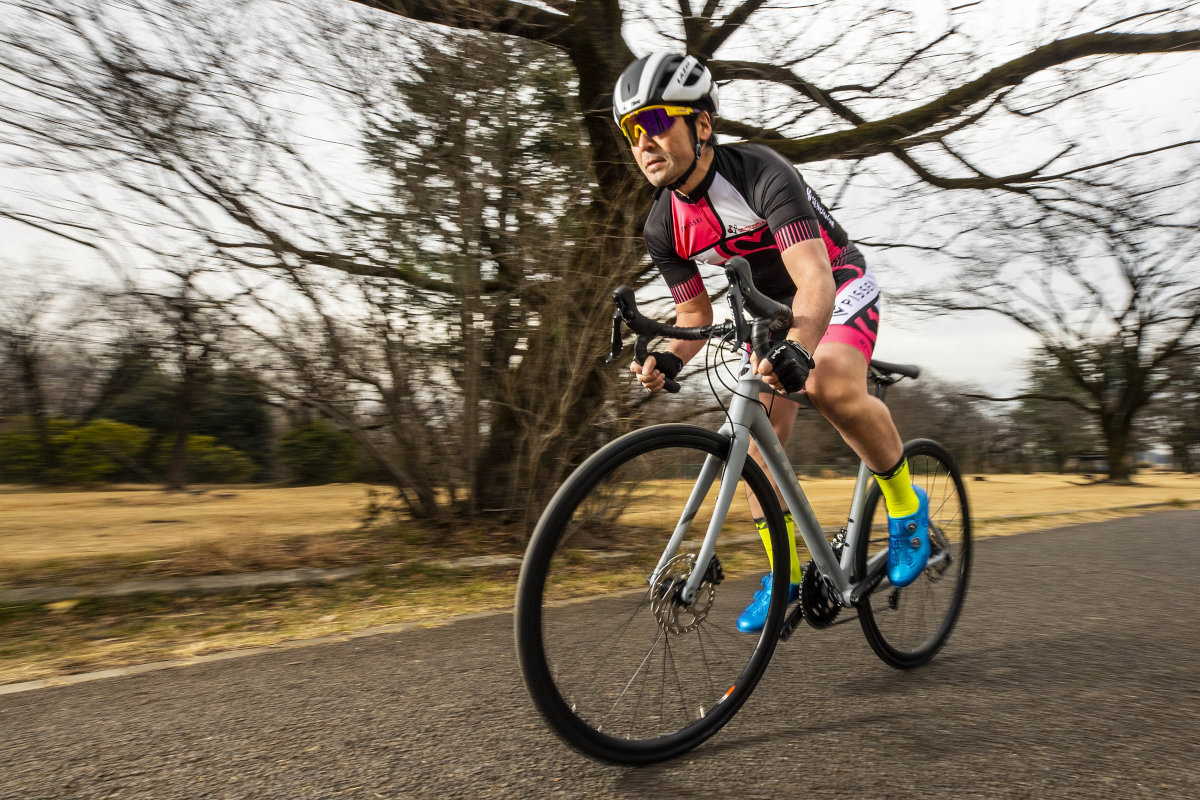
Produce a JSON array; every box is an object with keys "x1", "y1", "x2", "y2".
[
  {"x1": 0, "y1": 608, "x2": 512, "y2": 697},
  {"x1": 0, "y1": 567, "x2": 370, "y2": 605},
  {"x1": 0, "y1": 556, "x2": 526, "y2": 606}
]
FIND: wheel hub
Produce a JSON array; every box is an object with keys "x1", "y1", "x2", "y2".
[{"x1": 650, "y1": 553, "x2": 716, "y2": 634}]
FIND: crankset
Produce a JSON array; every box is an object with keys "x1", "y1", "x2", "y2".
[{"x1": 779, "y1": 558, "x2": 844, "y2": 640}]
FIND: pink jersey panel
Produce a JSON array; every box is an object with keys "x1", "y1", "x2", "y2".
[
  {"x1": 820, "y1": 227, "x2": 845, "y2": 265},
  {"x1": 671, "y1": 196, "x2": 722, "y2": 258}
]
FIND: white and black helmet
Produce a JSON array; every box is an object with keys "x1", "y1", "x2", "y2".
[{"x1": 611, "y1": 52, "x2": 720, "y2": 124}]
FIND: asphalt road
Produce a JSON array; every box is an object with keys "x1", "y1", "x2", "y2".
[{"x1": 2, "y1": 511, "x2": 1197, "y2": 800}]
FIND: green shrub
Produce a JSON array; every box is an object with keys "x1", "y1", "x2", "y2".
[
  {"x1": 0, "y1": 417, "x2": 150, "y2": 483},
  {"x1": 0, "y1": 426, "x2": 41, "y2": 482},
  {"x1": 278, "y1": 420, "x2": 357, "y2": 485},
  {"x1": 186, "y1": 435, "x2": 258, "y2": 483},
  {"x1": 55, "y1": 419, "x2": 151, "y2": 483}
]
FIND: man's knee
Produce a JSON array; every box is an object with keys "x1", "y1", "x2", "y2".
[{"x1": 807, "y1": 348, "x2": 868, "y2": 414}]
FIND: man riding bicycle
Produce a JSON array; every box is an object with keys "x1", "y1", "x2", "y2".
[{"x1": 614, "y1": 52, "x2": 931, "y2": 632}]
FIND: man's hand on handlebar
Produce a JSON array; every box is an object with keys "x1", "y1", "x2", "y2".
[
  {"x1": 630, "y1": 351, "x2": 682, "y2": 393},
  {"x1": 756, "y1": 339, "x2": 815, "y2": 394}
]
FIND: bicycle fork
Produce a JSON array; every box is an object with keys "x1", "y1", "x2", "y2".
[{"x1": 647, "y1": 424, "x2": 753, "y2": 605}]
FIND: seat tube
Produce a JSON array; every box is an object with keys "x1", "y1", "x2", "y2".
[{"x1": 841, "y1": 460, "x2": 874, "y2": 573}]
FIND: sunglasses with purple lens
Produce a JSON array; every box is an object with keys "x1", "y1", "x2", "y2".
[{"x1": 619, "y1": 105, "x2": 696, "y2": 144}]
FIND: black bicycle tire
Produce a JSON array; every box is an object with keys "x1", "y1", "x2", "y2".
[
  {"x1": 854, "y1": 438, "x2": 972, "y2": 669},
  {"x1": 514, "y1": 423, "x2": 790, "y2": 764}
]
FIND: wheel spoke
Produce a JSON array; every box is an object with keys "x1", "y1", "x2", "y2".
[{"x1": 517, "y1": 428, "x2": 787, "y2": 762}]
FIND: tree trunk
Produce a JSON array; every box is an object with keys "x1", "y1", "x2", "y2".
[
  {"x1": 166, "y1": 366, "x2": 198, "y2": 490},
  {"x1": 1102, "y1": 419, "x2": 1133, "y2": 483},
  {"x1": 16, "y1": 347, "x2": 58, "y2": 482},
  {"x1": 1171, "y1": 441, "x2": 1193, "y2": 473}
]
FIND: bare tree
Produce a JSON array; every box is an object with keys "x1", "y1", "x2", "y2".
[
  {"x1": 0, "y1": 270, "x2": 129, "y2": 480},
  {"x1": 349, "y1": 2, "x2": 1200, "y2": 205},
  {"x1": 916, "y1": 222, "x2": 1200, "y2": 482},
  {"x1": 125, "y1": 266, "x2": 225, "y2": 489},
  {"x1": 1146, "y1": 352, "x2": 1200, "y2": 472},
  {"x1": 0, "y1": 290, "x2": 64, "y2": 479},
  {"x1": 1011, "y1": 360, "x2": 1103, "y2": 473},
  {"x1": 4, "y1": 0, "x2": 1200, "y2": 516}
]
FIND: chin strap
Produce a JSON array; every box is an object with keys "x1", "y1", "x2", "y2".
[{"x1": 668, "y1": 138, "x2": 707, "y2": 193}]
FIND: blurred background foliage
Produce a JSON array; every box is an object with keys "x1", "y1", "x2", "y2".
[{"x1": 0, "y1": 0, "x2": 1197, "y2": 519}]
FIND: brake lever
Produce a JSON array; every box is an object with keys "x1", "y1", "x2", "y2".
[
  {"x1": 611, "y1": 287, "x2": 681, "y2": 393},
  {"x1": 607, "y1": 309, "x2": 623, "y2": 363}
]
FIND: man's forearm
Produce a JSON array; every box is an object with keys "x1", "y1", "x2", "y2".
[
  {"x1": 668, "y1": 307, "x2": 713, "y2": 364},
  {"x1": 788, "y1": 289, "x2": 833, "y2": 353},
  {"x1": 782, "y1": 240, "x2": 836, "y2": 353}
]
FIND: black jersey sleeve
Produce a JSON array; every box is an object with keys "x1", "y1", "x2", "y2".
[
  {"x1": 738, "y1": 144, "x2": 822, "y2": 250},
  {"x1": 644, "y1": 194, "x2": 707, "y2": 304}
]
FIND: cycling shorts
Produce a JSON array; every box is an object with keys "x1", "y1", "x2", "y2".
[{"x1": 742, "y1": 262, "x2": 880, "y2": 366}]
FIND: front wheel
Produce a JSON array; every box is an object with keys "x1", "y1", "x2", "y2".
[
  {"x1": 854, "y1": 438, "x2": 972, "y2": 669},
  {"x1": 515, "y1": 424, "x2": 790, "y2": 764}
]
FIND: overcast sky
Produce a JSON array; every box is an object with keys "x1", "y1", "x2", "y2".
[{"x1": 2, "y1": 0, "x2": 1197, "y2": 393}]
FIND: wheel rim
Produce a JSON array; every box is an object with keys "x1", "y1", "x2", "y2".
[{"x1": 527, "y1": 435, "x2": 784, "y2": 749}]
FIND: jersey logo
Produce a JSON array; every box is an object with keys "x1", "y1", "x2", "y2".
[{"x1": 726, "y1": 221, "x2": 766, "y2": 235}]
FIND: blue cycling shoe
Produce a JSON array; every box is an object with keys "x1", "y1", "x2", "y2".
[
  {"x1": 888, "y1": 486, "x2": 931, "y2": 588},
  {"x1": 736, "y1": 574, "x2": 800, "y2": 633}
]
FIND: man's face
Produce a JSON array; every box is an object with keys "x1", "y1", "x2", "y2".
[{"x1": 630, "y1": 112, "x2": 710, "y2": 187}]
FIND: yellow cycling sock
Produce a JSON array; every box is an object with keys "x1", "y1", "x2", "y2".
[
  {"x1": 754, "y1": 511, "x2": 804, "y2": 584},
  {"x1": 874, "y1": 457, "x2": 920, "y2": 517}
]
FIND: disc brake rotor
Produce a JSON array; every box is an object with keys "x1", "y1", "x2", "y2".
[{"x1": 650, "y1": 553, "x2": 716, "y2": 634}]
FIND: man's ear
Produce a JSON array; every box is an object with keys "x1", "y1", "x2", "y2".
[{"x1": 696, "y1": 111, "x2": 714, "y2": 142}]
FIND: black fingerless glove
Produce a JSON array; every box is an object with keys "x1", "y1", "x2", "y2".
[
  {"x1": 648, "y1": 351, "x2": 683, "y2": 381},
  {"x1": 765, "y1": 340, "x2": 815, "y2": 393}
]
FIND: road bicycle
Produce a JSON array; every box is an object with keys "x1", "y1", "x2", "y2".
[{"x1": 514, "y1": 257, "x2": 971, "y2": 764}]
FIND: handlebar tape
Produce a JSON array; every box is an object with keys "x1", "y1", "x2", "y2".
[{"x1": 724, "y1": 257, "x2": 793, "y2": 360}]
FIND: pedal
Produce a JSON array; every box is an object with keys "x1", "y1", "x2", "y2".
[{"x1": 778, "y1": 601, "x2": 805, "y2": 641}]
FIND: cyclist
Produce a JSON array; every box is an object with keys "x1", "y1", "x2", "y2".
[{"x1": 614, "y1": 52, "x2": 931, "y2": 632}]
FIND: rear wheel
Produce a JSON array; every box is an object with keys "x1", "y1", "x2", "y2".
[
  {"x1": 854, "y1": 438, "x2": 971, "y2": 669},
  {"x1": 515, "y1": 424, "x2": 790, "y2": 764}
]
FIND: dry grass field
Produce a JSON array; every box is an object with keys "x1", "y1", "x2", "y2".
[
  {"x1": 3, "y1": 472, "x2": 1199, "y2": 571},
  {"x1": 0, "y1": 483, "x2": 370, "y2": 566},
  {"x1": 2, "y1": 472, "x2": 1198, "y2": 686}
]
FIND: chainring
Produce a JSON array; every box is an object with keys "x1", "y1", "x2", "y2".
[{"x1": 800, "y1": 558, "x2": 842, "y2": 629}]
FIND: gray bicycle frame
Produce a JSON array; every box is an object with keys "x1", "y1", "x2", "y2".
[{"x1": 650, "y1": 360, "x2": 950, "y2": 608}]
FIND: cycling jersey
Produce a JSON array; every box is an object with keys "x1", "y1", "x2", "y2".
[{"x1": 644, "y1": 142, "x2": 879, "y2": 359}]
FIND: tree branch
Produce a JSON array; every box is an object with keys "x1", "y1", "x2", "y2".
[
  {"x1": 710, "y1": 59, "x2": 864, "y2": 123},
  {"x1": 696, "y1": 0, "x2": 770, "y2": 59},
  {"x1": 965, "y1": 391, "x2": 1095, "y2": 414},
  {"x1": 755, "y1": 30, "x2": 1200, "y2": 163},
  {"x1": 348, "y1": 0, "x2": 571, "y2": 47}
]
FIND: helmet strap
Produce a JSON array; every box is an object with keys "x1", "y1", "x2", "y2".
[{"x1": 668, "y1": 115, "x2": 706, "y2": 193}]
